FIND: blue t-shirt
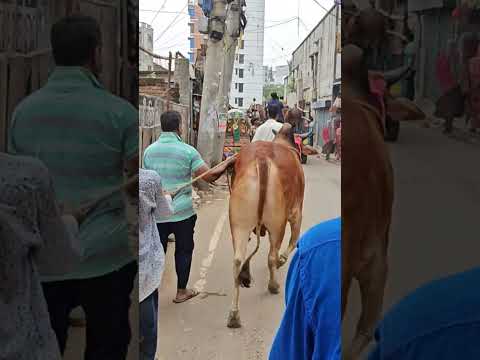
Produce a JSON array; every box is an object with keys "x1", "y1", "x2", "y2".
[
  {"x1": 369, "y1": 267, "x2": 480, "y2": 359},
  {"x1": 269, "y1": 218, "x2": 341, "y2": 360},
  {"x1": 267, "y1": 99, "x2": 284, "y2": 121}
]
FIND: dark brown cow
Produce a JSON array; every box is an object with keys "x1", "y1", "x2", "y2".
[
  {"x1": 226, "y1": 124, "x2": 305, "y2": 328},
  {"x1": 342, "y1": 44, "x2": 395, "y2": 359}
]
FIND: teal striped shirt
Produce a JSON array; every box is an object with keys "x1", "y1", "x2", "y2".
[
  {"x1": 143, "y1": 132, "x2": 205, "y2": 223},
  {"x1": 9, "y1": 67, "x2": 138, "y2": 281}
]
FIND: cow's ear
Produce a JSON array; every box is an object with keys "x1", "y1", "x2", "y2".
[{"x1": 272, "y1": 129, "x2": 278, "y2": 136}]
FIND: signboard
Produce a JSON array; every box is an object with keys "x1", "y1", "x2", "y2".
[{"x1": 218, "y1": 112, "x2": 227, "y2": 133}]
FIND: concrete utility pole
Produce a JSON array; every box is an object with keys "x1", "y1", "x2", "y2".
[
  {"x1": 197, "y1": 0, "x2": 243, "y2": 166},
  {"x1": 174, "y1": 55, "x2": 192, "y2": 143},
  {"x1": 214, "y1": 0, "x2": 242, "y2": 164}
]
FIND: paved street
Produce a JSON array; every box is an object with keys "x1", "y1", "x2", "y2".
[
  {"x1": 157, "y1": 155, "x2": 340, "y2": 360},
  {"x1": 342, "y1": 122, "x2": 480, "y2": 355}
]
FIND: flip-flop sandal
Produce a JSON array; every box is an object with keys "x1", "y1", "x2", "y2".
[{"x1": 173, "y1": 289, "x2": 199, "y2": 304}]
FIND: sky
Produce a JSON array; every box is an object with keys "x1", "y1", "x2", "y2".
[{"x1": 139, "y1": 0, "x2": 335, "y2": 69}]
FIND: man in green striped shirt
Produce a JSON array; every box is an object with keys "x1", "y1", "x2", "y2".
[
  {"x1": 143, "y1": 111, "x2": 234, "y2": 303},
  {"x1": 9, "y1": 15, "x2": 138, "y2": 358}
]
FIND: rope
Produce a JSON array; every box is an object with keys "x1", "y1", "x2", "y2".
[
  {"x1": 170, "y1": 154, "x2": 238, "y2": 197},
  {"x1": 75, "y1": 175, "x2": 139, "y2": 213}
]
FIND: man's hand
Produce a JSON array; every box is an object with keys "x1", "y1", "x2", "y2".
[{"x1": 193, "y1": 155, "x2": 237, "y2": 184}]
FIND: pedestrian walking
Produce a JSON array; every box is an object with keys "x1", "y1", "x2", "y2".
[
  {"x1": 252, "y1": 105, "x2": 284, "y2": 142},
  {"x1": 0, "y1": 153, "x2": 84, "y2": 360},
  {"x1": 266, "y1": 92, "x2": 285, "y2": 122},
  {"x1": 325, "y1": 119, "x2": 336, "y2": 161},
  {"x1": 138, "y1": 169, "x2": 173, "y2": 360},
  {"x1": 335, "y1": 124, "x2": 342, "y2": 161},
  {"x1": 8, "y1": 15, "x2": 139, "y2": 358},
  {"x1": 270, "y1": 218, "x2": 341, "y2": 360},
  {"x1": 143, "y1": 111, "x2": 235, "y2": 304}
]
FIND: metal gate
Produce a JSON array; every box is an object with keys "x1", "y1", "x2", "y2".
[{"x1": 314, "y1": 108, "x2": 331, "y2": 147}]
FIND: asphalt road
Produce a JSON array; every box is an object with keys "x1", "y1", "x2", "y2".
[
  {"x1": 157, "y1": 155, "x2": 340, "y2": 360},
  {"x1": 342, "y1": 122, "x2": 480, "y2": 357}
]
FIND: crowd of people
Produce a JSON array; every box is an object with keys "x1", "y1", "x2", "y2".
[{"x1": 140, "y1": 102, "x2": 341, "y2": 359}]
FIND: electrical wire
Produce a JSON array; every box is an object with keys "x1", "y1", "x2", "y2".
[
  {"x1": 140, "y1": 9, "x2": 189, "y2": 15},
  {"x1": 149, "y1": 0, "x2": 169, "y2": 24},
  {"x1": 154, "y1": 2, "x2": 189, "y2": 43}
]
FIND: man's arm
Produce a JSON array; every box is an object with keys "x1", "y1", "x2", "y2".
[
  {"x1": 269, "y1": 252, "x2": 314, "y2": 360},
  {"x1": 193, "y1": 155, "x2": 236, "y2": 183}
]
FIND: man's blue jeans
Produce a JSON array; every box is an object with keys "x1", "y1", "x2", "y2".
[{"x1": 140, "y1": 289, "x2": 158, "y2": 360}]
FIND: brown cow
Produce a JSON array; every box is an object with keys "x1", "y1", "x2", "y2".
[
  {"x1": 342, "y1": 44, "x2": 394, "y2": 359},
  {"x1": 226, "y1": 124, "x2": 305, "y2": 328}
]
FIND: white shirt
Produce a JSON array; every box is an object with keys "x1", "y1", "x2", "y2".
[
  {"x1": 0, "y1": 153, "x2": 81, "y2": 360},
  {"x1": 139, "y1": 169, "x2": 173, "y2": 302},
  {"x1": 252, "y1": 118, "x2": 284, "y2": 142}
]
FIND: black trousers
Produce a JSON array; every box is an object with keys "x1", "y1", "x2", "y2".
[
  {"x1": 157, "y1": 214, "x2": 197, "y2": 290},
  {"x1": 42, "y1": 261, "x2": 137, "y2": 360}
]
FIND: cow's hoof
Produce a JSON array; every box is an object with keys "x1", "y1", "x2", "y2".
[
  {"x1": 227, "y1": 310, "x2": 242, "y2": 328},
  {"x1": 277, "y1": 254, "x2": 288, "y2": 268},
  {"x1": 268, "y1": 280, "x2": 280, "y2": 294}
]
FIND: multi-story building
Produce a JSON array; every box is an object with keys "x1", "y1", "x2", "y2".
[
  {"x1": 285, "y1": 4, "x2": 340, "y2": 147},
  {"x1": 230, "y1": 0, "x2": 265, "y2": 109},
  {"x1": 139, "y1": 22, "x2": 154, "y2": 71},
  {"x1": 273, "y1": 65, "x2": 289, "y2": 85},
  {"x1": 264, "y1": 65, "x2": 289, "y2": 86},
  {"x1": 188, "y1": 0, "x2": 208, "y2": 65}
]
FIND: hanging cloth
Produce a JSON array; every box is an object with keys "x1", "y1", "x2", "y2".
[
  {"x1": 436, "y1": 52, "x2": 457, "y2": 93},
  {"x1": 201, "y1": 0, "x2": 213, "y2": 17}
]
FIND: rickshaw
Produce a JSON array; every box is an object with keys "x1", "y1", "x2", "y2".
[{"x1": 223, "y1": 109, "x2": 252, "y2": 159}]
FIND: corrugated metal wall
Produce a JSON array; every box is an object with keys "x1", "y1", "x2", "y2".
[
  {"x1": 0, "y1": 0, "x2": 136, "y2": 151},
  {"x1": 416, "y1": 8, "x2": 456, "y2": 102}
]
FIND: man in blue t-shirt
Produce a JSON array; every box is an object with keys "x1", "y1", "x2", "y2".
[
  {"x1": 267, "y1": 92, "x2": 285, "y2": 122},
  {"x1": 270, "y1": 218, "x2": 341, "y2": 360},
  {"x1": 369, "y1": 267, "x2": 480, "y2": 359}
]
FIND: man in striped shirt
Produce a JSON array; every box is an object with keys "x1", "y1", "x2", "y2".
[
  {"x1": 9, "y1": 15, "x2": 138, "y2": 358},
  {"x1": 143, "y1": 111, "x2": 234, "y2": 303}
]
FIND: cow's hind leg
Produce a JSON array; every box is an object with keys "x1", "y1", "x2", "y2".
[
  {"x1": 347, "y1": 251, "x2": 388, "y2": 359},
  {"x1": 267, "y1": 223, "x2": 286, "y2": 294},
  {"x1": 278, "y1": 213, "x2": 302, "y2": 268},
  {"x1": 227, "y1": 227, "x2": 250, "y2": 328}
]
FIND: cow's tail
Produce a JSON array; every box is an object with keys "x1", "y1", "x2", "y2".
[{"x1": 238, "y1": 157, "x2": 268, "y2": 288}]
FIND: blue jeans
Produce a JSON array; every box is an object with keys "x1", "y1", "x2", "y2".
[{"x1": 140, "y1": 289, "x2": 158, "y2": 360}]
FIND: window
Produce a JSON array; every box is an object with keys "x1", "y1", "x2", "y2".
[
  {"x1": 235, "y1": 83, "x2": 238, "y2": 90},
  {"x1": 239, "y1": 54, "x2": 245, "y2": 64},
  {"x1": 235, "y1": 98, "x2": 238, "y2": 104},
  {"x1": 236, "y1": 97, "x2": 244, "y2": 107},
  {"x1": 238, "y1": 83, "x2": 244, "y2": 93},
  {"x1": 235, "y1": 68, "x2": 238, "y2": 75},
  {"x1": 239, "y1": 69, "x2": 244, "y2": 78},
  {"x1": 240, "y1": 39, "x2": 245, "y2": 49}
]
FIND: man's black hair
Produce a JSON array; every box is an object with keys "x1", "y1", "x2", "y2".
[
  {"x1": 161, "y1": 111, "x2": 181, "y2": 132},
  {"x1": 268, "y1": 104, "x2": 279, "y2": 119},
  {"x1": 271, "y1": 92, "x2": 279, "y2": 100},
  {"x1": 51, "y1": 15, "x2": 102, "y2": 66}
]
